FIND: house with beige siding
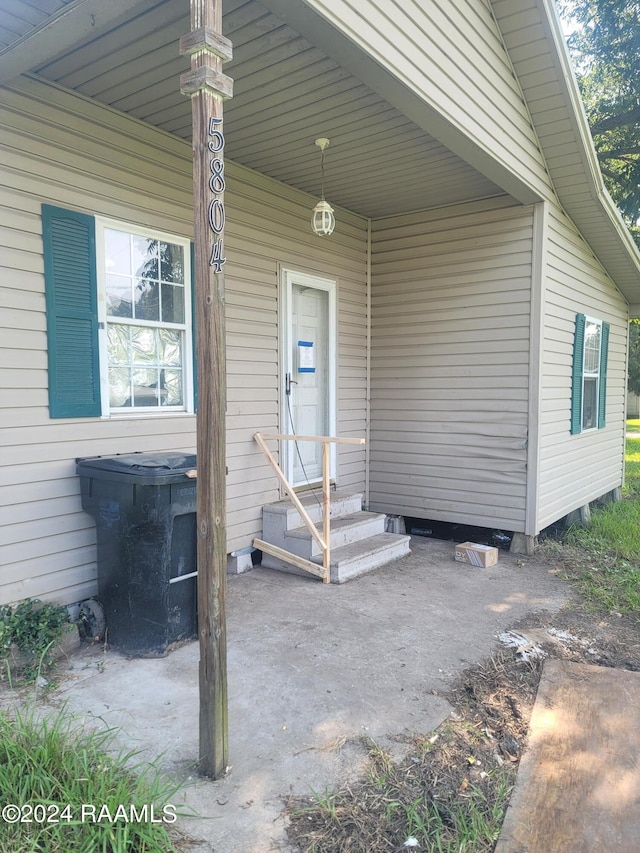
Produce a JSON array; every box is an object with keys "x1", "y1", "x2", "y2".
[{"x1": 1, "y1": 0, "x2": 639, "y2": 607}]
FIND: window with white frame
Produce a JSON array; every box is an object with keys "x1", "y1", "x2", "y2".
[
  {"x1": 99, "y1": 224, "x2": 191, "y2": 412},
  {"x1": 581, "y1": 318, "x2": 601, "y2": 430},
  {"x1": 570, "y1": 313, "x2": 609, "y2": 434},
  {"x1": 42, "y1": 205, "x2": 194, "y2": 419}
]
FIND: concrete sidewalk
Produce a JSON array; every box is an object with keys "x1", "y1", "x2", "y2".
[{"x1": 44, "y1": 537, "x2": 567, "y2": 852}]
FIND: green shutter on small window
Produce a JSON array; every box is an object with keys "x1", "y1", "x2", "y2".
[
  {"x1": 190, "y1": 241, "x2": 197, "y2": 412},
  {"x1": 597, "y1": 322, "x2": 610, "y2": 429},
  {"x1": 570, "y1": 313, "x2": 586, "y2": 435},
  {"x1": 42, "y1": 205, "x2": 100, "y2": 418}
]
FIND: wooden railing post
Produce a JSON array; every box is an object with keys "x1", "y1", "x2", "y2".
[{"x1": 322, "y1": 440, "x2": 330, "y2": 583}]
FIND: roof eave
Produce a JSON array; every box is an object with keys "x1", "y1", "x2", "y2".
[{"x1": 534, "y1": 0, "x2": 640, "y2": 309}]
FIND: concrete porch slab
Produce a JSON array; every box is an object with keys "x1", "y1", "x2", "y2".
[
  {"x1": 496, "y1": 659, "x2": 640, "y2": 853},
  {"x1": 29, "y1": 537, "x2": 568, "y2": 852}
]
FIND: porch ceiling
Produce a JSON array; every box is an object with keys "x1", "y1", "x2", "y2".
[
  {"x1": 0, "y1": 0, "x2": 504, "y2": 219},
  {"x1": 0, "y1": 0, "x2": 76, "y2": 49}
]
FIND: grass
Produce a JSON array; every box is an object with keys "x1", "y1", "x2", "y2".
[
  {"x1": 0, "y1": 705, "x2": 184, "y2": 852},
  {"x1": 625, "y1": 434, "x2": 640, "y2": 495},
  {"x1": 558, "y1": 428, "x2": 640, "y2": 614}
]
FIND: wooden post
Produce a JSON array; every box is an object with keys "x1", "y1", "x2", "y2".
[
  {"x1": 322, "y1": 440, "x2": 331, "y2": 583},
  {"x1": 180, "y1": 0, "x2": 233, "y2": 779}
]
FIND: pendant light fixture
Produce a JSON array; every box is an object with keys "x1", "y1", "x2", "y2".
[{"x1": 311, "y1": 137, "x2": 335, "y2": 237}]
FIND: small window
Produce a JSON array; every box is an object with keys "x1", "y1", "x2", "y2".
[
  {"x1": 98, "y1": 224, "x2": 191, "y2": 413},
  {"x1": 582, "y1": 319, "x2": 601, "y2": 430},
  {"x1": 571, "y1": 313, "x2": 609, "y2": 435}
]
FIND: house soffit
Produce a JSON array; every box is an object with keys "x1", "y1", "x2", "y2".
[{"x1": 0, "y1": 0, "x2": 507, "y2": 219}]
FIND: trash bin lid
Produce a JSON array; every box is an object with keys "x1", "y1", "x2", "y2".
[{"x1": 76, "y1": 452, "x2": 197, "y2": 484}]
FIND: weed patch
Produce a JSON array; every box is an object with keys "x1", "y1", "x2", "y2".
[{"x1": 0, "y1": 600, "x2": 69, "y2": 683}]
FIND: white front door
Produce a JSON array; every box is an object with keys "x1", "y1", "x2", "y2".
[{"x1": 281, "y1": 269, "x2": 337, "y2": 486}]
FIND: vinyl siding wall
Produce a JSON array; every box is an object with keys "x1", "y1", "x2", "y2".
[
  {"x1": 368, "y1": 200, "x2": 534, "y2": 532},
  {"x1": 0, "y1": 76, "x2": 368, "y2": 606},
  {"x1": 536, "y1": 208, "x2": 628, "y2": 530}
]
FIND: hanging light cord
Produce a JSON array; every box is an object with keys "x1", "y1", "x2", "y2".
[
  {"x1": 286, "y1": 391, "x2": 324, "y2": 511},
  {"x1": 320, "y1": 147, "x2": 326, "y2": 201}
]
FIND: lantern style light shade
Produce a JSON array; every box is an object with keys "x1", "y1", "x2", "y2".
[
  {"x1": 311, "y1": 199, "x2": 335, "y2": 237},
  {"x1": 311, "y1": 137, "x2": 335, "y2": 236}
]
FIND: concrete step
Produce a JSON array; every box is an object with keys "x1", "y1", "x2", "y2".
[
  {"x1": 280, "y1": 511, "x2": 386, "y2": 560},
  {"x1": 327, "y1": 533, "x2": 412, "y2": 583},
  {"x1": 260, "y1": 532, "x2": 411, "y2": 583},
  {"x1": 262, "y1": 491, "x2": 362, "y2": 539}
]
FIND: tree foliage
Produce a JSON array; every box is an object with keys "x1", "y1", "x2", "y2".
[
  {"x1": 628, "y1": 321, "x2": 640, "y2": 397},
  {"x1": 557, "y1": 0, "x2": 640, "y2": 245}
]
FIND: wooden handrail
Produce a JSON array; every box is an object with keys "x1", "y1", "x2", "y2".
[
  {"x1": 254, "y1": 432, "x2": 327, "y2": 552},
  {"x1": 253, "y1": 431, "x2": 365, "y2": 583},
  {"x1": 259, "y1": 433, "x2": 365, "y2": 445}
]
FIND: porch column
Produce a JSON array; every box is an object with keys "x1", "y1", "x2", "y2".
[{"x1": 180, "y1": 0, "x2": 233, "y2": 779}]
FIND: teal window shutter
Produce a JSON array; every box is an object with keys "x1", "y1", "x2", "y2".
[
  {"x1": 190, "y1": 241, "x2": 197, "y2": 411},
  {"x1": 597, "y1": 322, "x2": 610, "y2": 429},
  {"x1": 42, "y1": 205, "x2": 100, "y2": 418},
  {"x1": 570, "y1": 313, "x2": 586, "y2": 435}
]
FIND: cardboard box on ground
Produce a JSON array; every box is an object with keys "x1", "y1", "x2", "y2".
[{"x1": 454, "y1": 542, "x2": 499, "y2": 567}]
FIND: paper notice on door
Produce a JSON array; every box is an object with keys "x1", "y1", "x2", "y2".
[{"x1": 298, "y1": 340, "x2": 315, "y2": 372}]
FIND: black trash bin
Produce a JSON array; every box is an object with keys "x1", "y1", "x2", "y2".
[{"x1": 76, "y1": 452, "x2": 198, "y2": 656}]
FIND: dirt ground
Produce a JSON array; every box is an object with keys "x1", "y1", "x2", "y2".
[{"x1": 285, "y1": 551, "x2": 640, "y2": 852}]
